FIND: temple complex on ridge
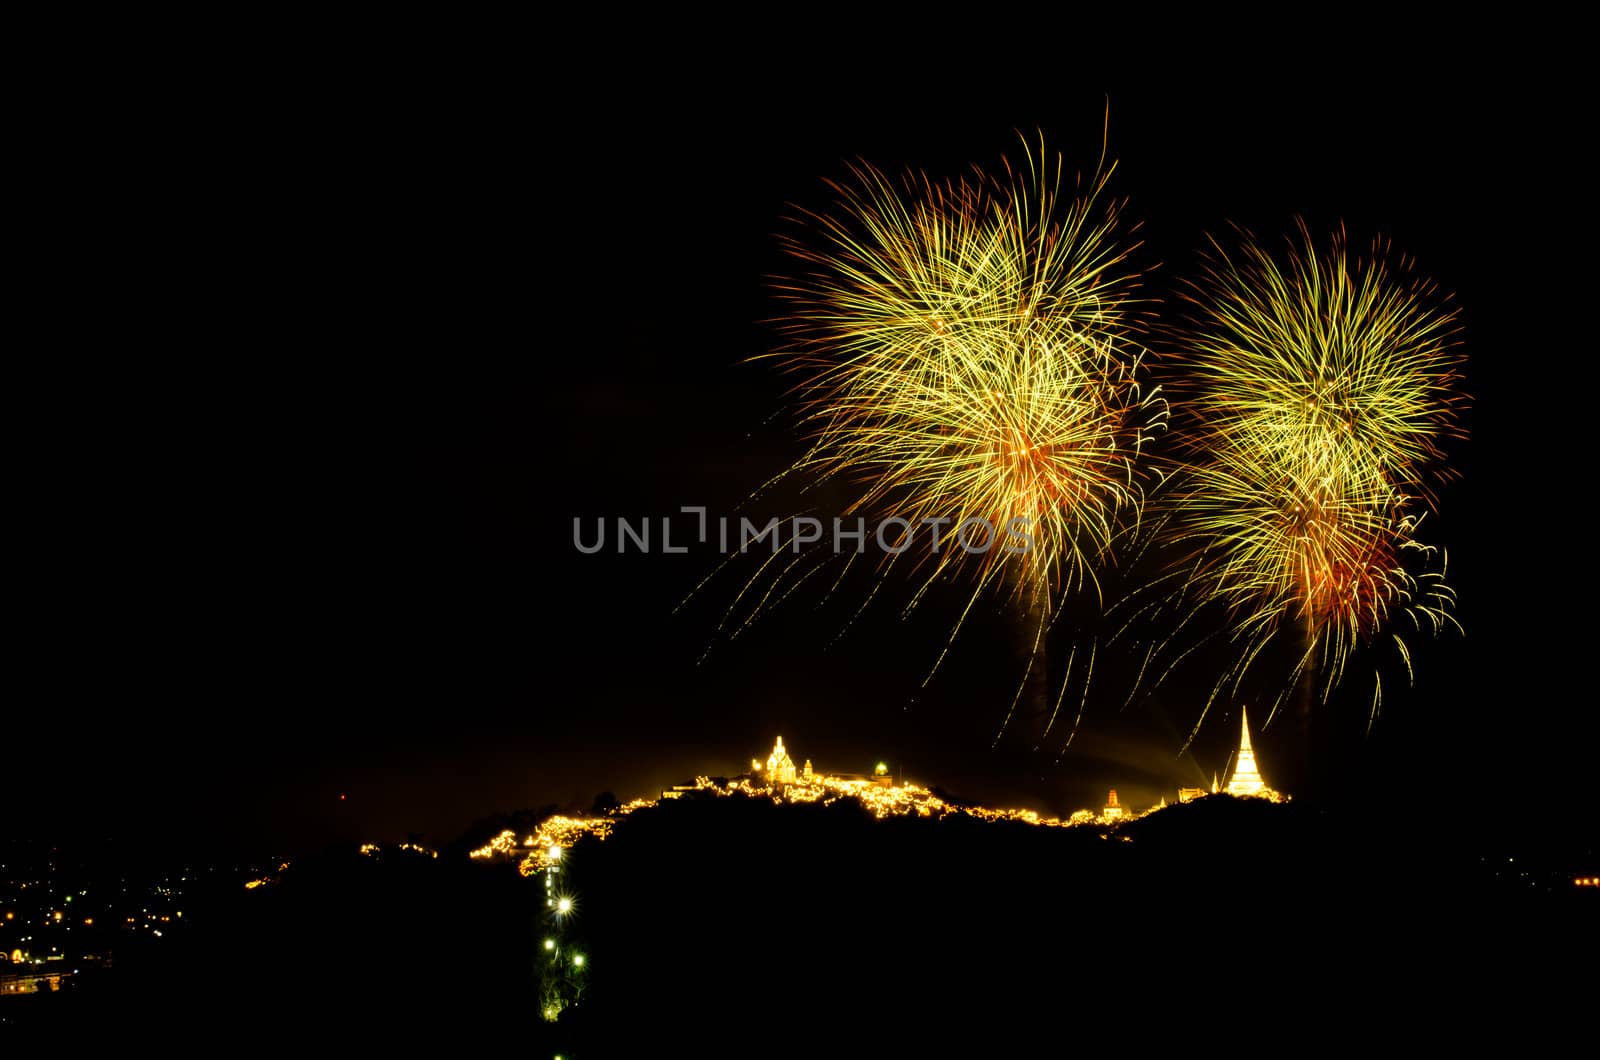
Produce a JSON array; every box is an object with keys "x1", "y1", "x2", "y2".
[
  {"x1": 733, "y1": 722, "x2": 1281, "y2": 826},
  {"x1": 747, "y1": 737, "x2": 859, "y2": 789}
]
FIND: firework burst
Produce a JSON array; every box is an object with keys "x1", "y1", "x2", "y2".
[
  {"x1": 679, "y1": 135, "x2": 1163, "y2": 743},
  {"x1": 770, "y1": 136, "x2": 1166, "y2": 607},
  {"x1": 1161, "y1": 221, "x2": 1465, "y2": 734},
  {"x1": 730, "y1": 135, "x2": 1168, "y2": 735}
]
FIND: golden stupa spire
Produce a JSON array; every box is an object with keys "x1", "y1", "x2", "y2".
[{"x1": 1225, "y1": 706, "x2": 1270, "y2": 797}]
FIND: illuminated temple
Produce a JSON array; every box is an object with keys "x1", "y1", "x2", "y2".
[
  {"x1": 765, "y1": 736, "x2": 798, "y2": 785},
  {"x1": 1224, "y1": 707, "x2": 1280, "y2": 799}
]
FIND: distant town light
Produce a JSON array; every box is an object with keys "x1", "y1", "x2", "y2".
[
  {"x1": 556, "y1": 897, "x2": 573, "y2": 914},
  {"x1": 572, "y1": 954, "x2": 585, "y2": 967},
  {"x1": 544, "y1": 938, "x2": 555, "y2": 950},
  {"x1": 548, "y1": 845, "x2": 562, "y2": 861}
]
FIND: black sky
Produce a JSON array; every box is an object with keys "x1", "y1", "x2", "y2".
[{"x1": 14, "y1": 50, "x2": 1593, "y2": 854}]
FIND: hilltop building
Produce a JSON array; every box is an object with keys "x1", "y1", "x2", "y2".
[
  {"x1": 766, "y1": 737, "x2": 798, "y2": 785},
  {"x1": 1224, "y1": 707, "x2": 1280, "y2": 799}
]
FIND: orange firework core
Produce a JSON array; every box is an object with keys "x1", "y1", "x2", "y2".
[
  {"x1": 997, "y1": 432, "x2": 1094, "y2": 510},
  {"x1": 1296, "y1": 518, "x2": 1396, "y2": 636}
]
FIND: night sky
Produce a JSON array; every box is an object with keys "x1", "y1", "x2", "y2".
[{"x1": 16, "y1": 55, "x2": 1592, "y2": 856}]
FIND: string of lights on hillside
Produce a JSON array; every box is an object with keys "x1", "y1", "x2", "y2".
[{"x1": 537, "y1": 843, "x2": 586, "y2": 1021}]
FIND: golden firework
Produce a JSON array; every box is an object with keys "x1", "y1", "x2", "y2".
[
  {"x1": 1168, "y1": 221, "x2": 1465, "y2": 732},
  {"x1": 770, "y1": 136, "x2": 1166, "y2": 611}
]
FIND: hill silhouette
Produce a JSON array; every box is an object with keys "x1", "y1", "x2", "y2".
[{"x1": 13, "y1": 793, "x2": 1587, "y2": 1048}]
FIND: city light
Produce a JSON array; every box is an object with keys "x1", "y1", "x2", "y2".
[{"x1": 468, "y1": 829, "x2": 520, "y2": 859}]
